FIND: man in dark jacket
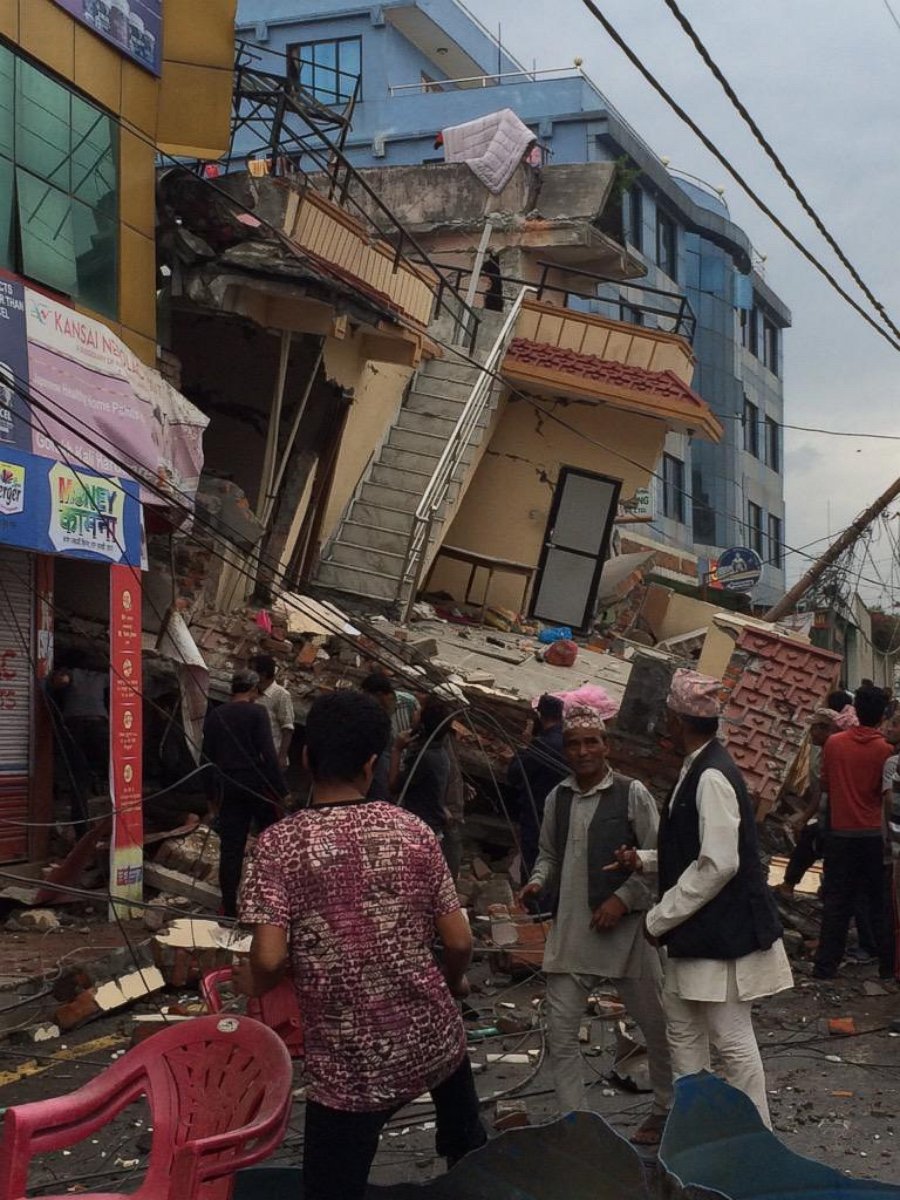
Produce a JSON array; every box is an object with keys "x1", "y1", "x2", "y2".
[
  {"x1": 202, "y1": 669, "x2": 288, "y2": 917},
  {"x1": 507, "y1": 694, "x2": 568, "y2": 875},
  {"x1": 617, "y1": 668, "x2": 791, "y2": 1127}
]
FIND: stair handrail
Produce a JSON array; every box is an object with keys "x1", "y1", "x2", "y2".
[{"x1": 398, "y1": 286, "x2": 536, "y2": 617}]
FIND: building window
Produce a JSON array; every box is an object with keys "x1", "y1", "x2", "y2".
[
  {"x1": 629, "y1": 184, "x2": 643, "y2": 252},
  {"x1": 746, "y1": 302, "x2": 759, "y2": 356},
  {"x1": 288, "y1": 37, "x2": 362, "y2": 106},
  {"x1": 747, "y1": 501, "x2": 763, "y2": 555},
  {"x1": 656, "y1": 208, "x2": 677, "y2": 279},
  {"x1": 662, "y1": 453, "x2": 685, "y2": 522},
  {"x1": 765, "y1": 416, "x2": 780, "y2": 472},
  {"x1": 763, "y1": 316, "x2": 779, "y2": 374},
  {"x1": 0, "y1": 46, "x2": 118, "y2": 317},
  {"x1": 768, "y1": 514, "x2": 783, "y2": 569},
  {"x1": 743, "y1": 397, "x2": 759, "y2": 457}
]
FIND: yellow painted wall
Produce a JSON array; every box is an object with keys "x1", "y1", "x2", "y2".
[
  {"x1": 428, "y1": 394, "x2": 667, "y2": 613},
  {"x1": 320, "y1": 339, "x2": 414, "y2": 542},
  {"x1": 7, "y1": 0, "x2": 235, "y2": 363}
]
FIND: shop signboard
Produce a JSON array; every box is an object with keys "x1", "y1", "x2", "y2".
[
  {"x1": 0, "y1": 271, "x2": 207, "y2": 510},
  {"x1": 0, "y1": 445, "x2": 142, "y2": 565},
  {"x1": 51, "y1": 0, "x2": 162, "y2": 76}
]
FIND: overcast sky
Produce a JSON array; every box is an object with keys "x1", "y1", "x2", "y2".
[{"x1": 469, "y1": 0, "x2": 900, "y2": 604}]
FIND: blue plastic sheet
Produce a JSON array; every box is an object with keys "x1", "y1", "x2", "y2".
[
  {"x1": 537, "y1": 626, "x2": 573, "y2": 644},
  {"x1": 660, "y1": 1072, "x2": 900, "y2": 1199}
]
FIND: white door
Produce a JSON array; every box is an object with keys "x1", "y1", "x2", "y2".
[{"x1": 531, "y1": 467, "x2": 621, "y2": 631}]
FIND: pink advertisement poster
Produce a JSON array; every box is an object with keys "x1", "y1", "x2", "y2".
[{"x1": 0, "y1": 272, "x2": 208, "y2": 512}]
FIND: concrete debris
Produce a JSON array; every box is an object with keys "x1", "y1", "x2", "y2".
[
  {"x1": 142, "y1": 896, "x2": 192, "y2": 932},
  {"x1": 471, "y1": 857, "x2": 493, "y2": 882},
  {"x1": 862, "y1": 981, "x2": 890, "y2": 997},
  {"x1": 8, "y1": 909, "x2": 62, "y2": 933},
  {"x1": 473, "y1": 877, "x2": 516, "y2": 917},
  {"x1": 493, "y1": 1099, "x2": 530, "y2": 1131},
  {"x1": 152, "y1": 826, "x2": 220, "y2": 883},
  {"x1": 143, "y1": 862, "x2": 222, "y2": 909},
  {"x1": 10, "y1": 1021, "x2": 61, "y2": 1044},
  {"x1": 488, "y1": 904, "x2": 518, "y2": 947},
  {"x1": 588, "y1": 994, "x2": 626, "y2": 1020},
  {"x1": 95, "y1": 968, "x2": 165, "y2": 1014}
]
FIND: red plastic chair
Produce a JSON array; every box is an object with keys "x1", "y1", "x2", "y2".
[
  {"x1": 201, "y1": 969, "x2": 304, "y2": 1060},
  {"x1": 0, "y1": 1015, "x2": 293, "y2": 1200}
]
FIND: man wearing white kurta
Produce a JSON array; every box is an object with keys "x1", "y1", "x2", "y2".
[
  {"x1": 623, "y1": 669, "x2": 792, "y2": 1128},
  {"x1": 522, "y1": 704, "x2": 673, "y2": 1145}
]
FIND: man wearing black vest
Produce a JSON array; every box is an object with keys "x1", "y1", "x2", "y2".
[
  {"x1": 520, "y1": 703, "x2": 672, "y2": 1145},
  {"x1": 619, "y1": 669, "x2": 791, "y2": 1127}
]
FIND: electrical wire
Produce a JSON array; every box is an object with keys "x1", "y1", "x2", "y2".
[
  {"x1": 881, "y1": 0, "x2": 900, "y2": 34},
  {"x1": 659, "y1": 0, "x2": 900, "y2": 342},
  {"x1": 577, "y1": 0, "x2": 900, "y2": 354},
  {"x1": 6, "y1": 297, "x2": 898, "y2": 620}
]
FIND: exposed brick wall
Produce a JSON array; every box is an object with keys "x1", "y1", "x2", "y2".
[{"x1": 720, "y1": 627, "x2": 842, "y2": 816}]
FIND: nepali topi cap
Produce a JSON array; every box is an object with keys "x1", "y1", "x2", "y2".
[
  {"x1": 667, "y1": 668, "x2": 723, "y2": 719},
  {"x1": 562, "y1": 704, "x2": 606, "y2": 733}
]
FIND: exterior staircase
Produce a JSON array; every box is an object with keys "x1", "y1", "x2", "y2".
[{"x1": 314, "y1": 307, "x2": 512, "y2": 605}]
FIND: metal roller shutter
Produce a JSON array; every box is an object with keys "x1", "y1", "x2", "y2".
[{"x1": 0, "y1": 548, "x2": 33, "y2": 863}]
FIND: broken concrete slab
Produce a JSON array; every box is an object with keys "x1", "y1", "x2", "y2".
[
  {"x1": 95, "y1": 967, "x2": 165, "y2": 1013},
  {"x1": 143, "y1": 862, "x2": 222, "y2": 909}
]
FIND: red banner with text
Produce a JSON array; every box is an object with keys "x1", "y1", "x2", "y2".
[{"x1": 109, "y1": 565, "x2": 143, "y2": 916}]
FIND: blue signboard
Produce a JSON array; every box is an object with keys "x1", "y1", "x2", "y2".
[
  {"x1": 715, "y1": 546, "x2": 763, "y2": 593},
  {"x1": 0, "y1": 445, "x2": 142, "y2": 566}
]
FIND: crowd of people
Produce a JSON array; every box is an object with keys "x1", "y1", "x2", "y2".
[{"x1": 195, "y1": 658, "x2": 897, "y2": 1198}]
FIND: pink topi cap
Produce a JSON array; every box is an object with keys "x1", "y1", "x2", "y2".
[{"x1": 667, "y1": 668, "x2": 723, "y2": 719}]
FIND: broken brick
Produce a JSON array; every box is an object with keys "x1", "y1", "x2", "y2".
[
  {"x1": 55, "y1": 989, "x2": 101, "y2": 1031},
  {"x1": 52, "y1": 967, "x2": 94, "y2": 1003},
  {"x1": 493, "y1": 1099, "x2": 530, "y2": 1131}
]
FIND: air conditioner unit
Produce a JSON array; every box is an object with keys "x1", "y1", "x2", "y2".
[{"x1": 373, "y1": 135, "x2": 386, "y2": 158}]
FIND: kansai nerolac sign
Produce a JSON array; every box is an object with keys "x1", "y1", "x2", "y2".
[
  {"x1": 0, "y1": 271, "x2": 207, "y2": 509},
  {"x1": 52, "y1": 0, "x2": 162, "y2": 76}
]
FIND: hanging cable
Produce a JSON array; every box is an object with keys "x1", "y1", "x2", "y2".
[
  {"x1": 576, "y1": 0, "x2": 900, "y2": 353},
  {"x1": 659, "y1": 0, "x2": 900, "y2": 342}
]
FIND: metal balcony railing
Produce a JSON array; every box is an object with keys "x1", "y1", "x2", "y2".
[
  {"x1": 204, "y1": 41, "x2": 483, "y2": 346},
  {"x1": 398, "y1": 286, "x2": 536, "y2": 619},
  {"x1": 439, "y1": 260, "x2": 696, "y2": 342}
]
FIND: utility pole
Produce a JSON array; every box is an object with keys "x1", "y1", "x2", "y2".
[{"x1": 764, "y1": 475, "x2": 900, "y2": 623}]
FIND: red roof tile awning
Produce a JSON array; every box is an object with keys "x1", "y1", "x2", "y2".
[{"x1": 502, "y1": 337, "x2": 723, "y2": 442}]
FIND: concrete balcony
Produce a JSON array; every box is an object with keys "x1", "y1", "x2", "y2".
[
  {"x1": 282, "y1": 187, "x2": 438, "y2": 329},
  {"x1": 514, "y1": 297, "x2": 695, "y2": 381},
  {"x1": 503, "y1": 298, "x2": 721, "y2": 442}
]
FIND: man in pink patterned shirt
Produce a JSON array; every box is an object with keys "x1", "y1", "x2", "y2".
[{"x1": 239, "y1": 689, "x2": 485, "y2": 1200}]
